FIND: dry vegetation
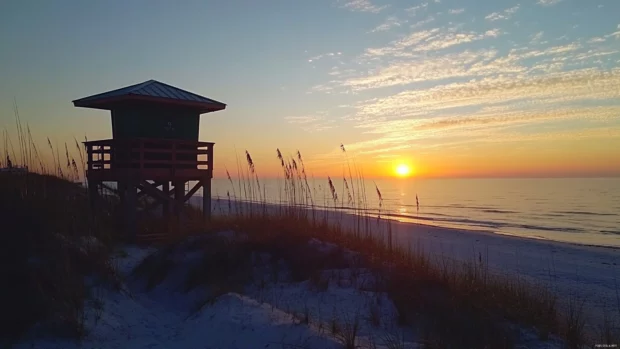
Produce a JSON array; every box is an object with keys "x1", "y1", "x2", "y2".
[
  {"x1": 0, "y1": 113, "x2": 121, "y2": 347},
  {"x1": 134, "y1": 146, "x2": 619, "y2": 348},
  {"x1": 2, "y1": 109, "x2": 619, "y2": 348},
  {"x1": 0, "y1": 172, "x2": 120, "y2": 346}
]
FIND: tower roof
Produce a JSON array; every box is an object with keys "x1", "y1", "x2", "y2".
[{"x1": 72, "y1": 80, "x2": 226, "y2": 114}]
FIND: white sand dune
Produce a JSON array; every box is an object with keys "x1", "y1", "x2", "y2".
[
  {"x1": 204, "y1": 197, "x2": 620, "y2": 328},
  {"x1": 16, "y1": 235, "x2": 565, "y2": 349}
]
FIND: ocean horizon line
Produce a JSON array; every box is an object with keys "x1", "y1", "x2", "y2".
[{"x1": 212, "y1": 175, "x2": 620, "y2": 180}]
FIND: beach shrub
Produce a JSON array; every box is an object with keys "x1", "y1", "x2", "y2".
[{"x1": 0, "y1": 173, "x2": 116, "y2": 345}]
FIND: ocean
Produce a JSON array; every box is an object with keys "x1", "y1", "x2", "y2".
[{"x1": 207, "y1": 177, "x2": 620, "y2": 248}]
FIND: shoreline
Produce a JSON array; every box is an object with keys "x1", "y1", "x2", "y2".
[
  {"x1": 207, "y1": 196, "x2": 620, "y2": 250},
  {"x1": 196, "y1": 197, "x2": 620, "y2": 327}
]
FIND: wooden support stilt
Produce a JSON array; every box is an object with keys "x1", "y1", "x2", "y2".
[
  {"x1": 124, "y1": 181, "x2": 137, "y2": 242},
  {"x1": 162, "y1": 181, "x2": 170, "y2": 219},
  {"x1": 202, "y1": 178, "x2": 211, "y2": 222},
  {"x1": 118, "y1": 180, "x2": 127, "y2": 203},
  {"x1": 88, "y1": 180, "x2": 99, "y2": 211},
  {"x1": 173, "y1": 180, "x2": 185, "y2": 225}
]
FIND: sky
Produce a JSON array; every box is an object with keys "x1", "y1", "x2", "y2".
[{"x1": 1, "y1": 0, "x2": 619, "y2": 179}]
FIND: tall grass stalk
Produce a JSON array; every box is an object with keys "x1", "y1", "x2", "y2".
[{"x1": 206, "y1": 143, "x2": 598, "y2": 348}]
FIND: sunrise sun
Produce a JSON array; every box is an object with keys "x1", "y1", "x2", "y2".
[{"x1": 395, "y1": 163, "x2": 412, "y2": 177}]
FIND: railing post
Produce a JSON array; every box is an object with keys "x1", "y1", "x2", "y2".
[
  {"x1": 202, "y1": 178, "x2": 211, "y2": 222},
  {"x1": 108, "y1": 142, "x2": 113, "y2": 169},
  {"x1": 203, "y1": 143, "x2": 213, "y2": 222},
  {"x1": 99, "y1": 145, "x2": 104, "y2": 168},
  {"x1": 105, "y1": 145, "x2": 110, "y2": 169}
]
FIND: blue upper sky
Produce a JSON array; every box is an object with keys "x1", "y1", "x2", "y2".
[{"x1": 1, "y1": 0, "x2": 619, "y2": 177}]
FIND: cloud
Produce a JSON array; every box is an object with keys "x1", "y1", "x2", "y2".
[
  {"x1": 409, "y1": 28, "x2": 501, "y2": 52},
  {"x1": 336, "y1": 103, "x2": 620, "y2": 157},
  {"x1": 328, "y1": 25, "x2": 511, "y2": 91},
  {"x1": 484, "y1": 12, "x2": 505, "y2": 21},
  {"x1": 606, "y1": 25, "x2": 620, "y2": 39},
  {"x1": 338, "y1": 0, "x2": 388, "y2": 13},
  {"x1": 327, "y1": 66, "x2": 357, "y2": 77},
  {"x1": 369, "y1": 16, "x2": 407, "y2": 32},
  {"x1": 405, "y1": 3, "x2": 429, "y2": 16},
  {"x1": 514, "y1": 42, "x2": 581, "y2": 59},
  {"x1": 341, "y1": 49, "x2": 523, "y2": 91},
  {"x1": 359, "y1": 28, "x2": 441, "y2": 58},
  {"x1": 362, "y1": 27, "x2": 501, "y2": 58},
  {"x1": 505, "y1": 5, "x2": 520, "y2": 14},
  {"x1": 311, "y1": 30, "x2": 613, "y2": 95},
  {"x1": 449, "y1": 8, "x2": 465, "y2": 14},
  {"x1": 352, "y1": 68, "x2": 620, "y2": 121},
  {"x1": 485, "y1": 5, "x2": 520, "y2": 21},
  {"x1": 537, "y1": 0, "x2": 562, "y2": 6},
  {"x1": 410, "y1": 15, "x2": 435, "y2": 29},
  {"x1": 308, "y1": 52, "x2": 342, "y2": 63},
  {"x1": 284, "y1": 115, "x2": 323, "y2": 124},
  {"x1": 285, "y1": 112, "x2": 336, "y2": 133},
  {"x1": 306, "y1": 4, "x2": 620, "y2": 166},
  {"x1": 530, "y1": 31, "x2": 544, "y2": 44},
  {"x1": 587, "y1": 37, "x2": 606, "y2": 43}
]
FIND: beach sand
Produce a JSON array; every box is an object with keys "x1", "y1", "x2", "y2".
[{"x1": 204, "y1": 197, "x2": 620, "y2": 329}]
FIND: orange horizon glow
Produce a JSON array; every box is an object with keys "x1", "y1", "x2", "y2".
[{"x1": 6, "y1": 135, "x2": 620, "y2": 181}]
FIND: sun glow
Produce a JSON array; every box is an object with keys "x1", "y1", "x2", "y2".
[{"x1": 395, "y1": 163, "x2": 412, "y2": 177}]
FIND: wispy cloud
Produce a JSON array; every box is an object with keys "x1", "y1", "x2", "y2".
[
  {"x1": 530, "y1": 31, "x2": 544, "y2": 44},
  {"x1": 285, "y1": 115, "x2": 322, "y2": 124},
  {"x1": 369, "y1": 16, "x2": 407, "y2": 32},
  {"x1": 485, "y1": 5, "x2": 520, "y2": 21},
  {"x1": 285, "y1": 112, "x2": 336, "y2": 132},
  {"x1": 308, "y1": 52, "x2": 343, "y2": 63},
  {"x1": 322, "y1": 27, "x2": 509, "y2": 91},
  {"x1": 409, "y1": 28, "x2": 501, "y2": 52},
  {"x1": 338, "y1": 0, "x2": 388, "y2": 13},
  {"x1": 342, "y1": 49, "x2": 518, "y2": 91},
  {"x1": 607, "y1": 24, "x2": 620, "y2": 39},
  {"x1": 410, "y1": 15, "x2": 435, "y2": 29},
  {"x1": 312, "y1": 55, "x2": 620, "y2": 155},
  {"x1": 405, "y1": 3, "x2": 428, "y2": 16},
  {"x1": 363, "y1": 26, "x2": 501, "y2": 57},
  {"x1": 537, "y1": 0, "x2": 562, "y2": 6},
  {"x1": 311, "y1": 29, "x2": 616, "y2": 94},
  {"x1": 352, "y1": 68, "x2": 620, "y2": 121},
  {"x1": 337, "y1": 103, "x2": 620, "y2": 157},
  {"x1": 309, "y1": 2, "x2": 620, "y2": 167}
]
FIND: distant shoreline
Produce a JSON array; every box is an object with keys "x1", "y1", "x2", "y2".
[
  {"x1": 193, "y1": 196, "x2": 620, "y2": 327},
  {"x1": 204, "y1": 195, "x2": 620, "y2": 250}
]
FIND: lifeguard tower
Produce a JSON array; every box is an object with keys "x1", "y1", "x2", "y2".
[{"x1": 73, "y1": 80, "x2": 226, "y2": 239}]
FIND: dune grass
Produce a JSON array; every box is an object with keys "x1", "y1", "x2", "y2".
[
  {"x1": 2, "y1": 107, "x2": 619, "y2": 348},
  {"x1": 0, "y1": 115, "x2": 120, "y2": 346},
  {"x1": 0, "y1": 172, "x2": 120, "y2": 346},
  {"x1": 192, "y1": 147, "x2": 620, "y2": 348}
]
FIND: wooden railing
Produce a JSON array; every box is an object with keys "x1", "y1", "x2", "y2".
[{"x1": 84, "y1": 138, "x2": 213, "y2": 179}]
